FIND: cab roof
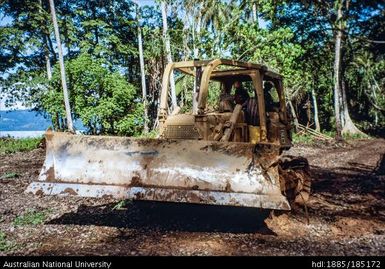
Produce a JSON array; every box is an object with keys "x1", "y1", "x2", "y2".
[{"x1": 172, "y1": 59, "x2": 282, "y2": 82}]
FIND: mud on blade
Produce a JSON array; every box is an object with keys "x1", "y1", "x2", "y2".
[{"x1": 26, "y1": 131, "x2": 289, "y2": 210}]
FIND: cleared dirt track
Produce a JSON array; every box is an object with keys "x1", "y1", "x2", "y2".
[{"x1": 1, "y1": 139, "x2": 384, "y2": 255}]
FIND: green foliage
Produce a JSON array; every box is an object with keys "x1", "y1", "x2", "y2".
[
  {"x1": 226, "y1": 23, "x2": 312, "y2": 102},
  {"x1": 342, "y1": 132, "x2": 370, "y2": 140},
  {"x1": 271, "y1": 0, "x2": 385, "y2": 134},
  {"x1": 112, "y1": 200, "x2": 130, "y2": 210},
  {"x1": 0, "y1": 172, "x2": 18, "y2": 180},
  {"x1": 0, "y1": 138, "x2": 41, "y2": 154},
  {"x1": 207, "y1": 81, "x2": 221, "y2": 109},
  {"x1": 43, "y1": 53, "x2": 144, "y2": 136},
  {"x1": 292, "y1": 133, "x2": 315, "y2": 145},
  {"x1": 322, "y1": 130, "x2": 336, "y2": 138},
  {"x1": 345, "y1": 51, "x2": 385, "y2": 127},
  {"x1": 0, "y1": 231, "x2": 16, "y2": 252},
  {"x1": 13, "y1": 210, "x2": 47, "y2": 226},
  {"x1": 292, "y1": 131, "x2": 337, "y2": 144},
  {"x1": 137, "y1": 129, "x2": 159, "y2": 138}
]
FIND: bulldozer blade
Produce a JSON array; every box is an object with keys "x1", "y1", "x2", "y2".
[{"x1": 26, "y1": 131, "x2": 290, "y2": 210}]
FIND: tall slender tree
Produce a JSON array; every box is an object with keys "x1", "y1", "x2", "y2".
[
  {"x1": 252, "y1": 1, "x2": 258, "y2": 25},
  {"x1": 333, "y1": 0, "x2": 343, "y2": 140},
  {"x1": 39, "y1": 0, "x2": 52, "y2": 80},
  {"x1": 161, "y1": 1, "x2": 177, "y2": 110},
  {"x1": 135, "y1": 1, "x2": 148, "y2": 133},
  {"x1": 311, "y1": 79, "x2": 321, "y2": 132},
  {"x1": 49, "y1": 0, "x2": 74, "y2": 132}
]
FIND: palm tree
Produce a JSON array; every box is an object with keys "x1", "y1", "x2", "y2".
[
  {"x1": 235, "y1": 0, "x2": 260, "y2": 26},
  {"x1": 181, "y1": 0, "x2": 232, "y2": 58},
  {"x1": 201, "y1": 1, "x2": 232, "y2": 56}
]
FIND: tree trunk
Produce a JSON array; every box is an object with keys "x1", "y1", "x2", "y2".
[
  {"x1": 338, "y1": 0, "x2": 365, "y2": 136},
  {"x1": 43, "y1": 33, "x2": 56, "y2": 127},
  {"x1": 49, "y1": 0, "x2": 74, "y2": 132},
  {"x1": 191, "y1": 12, "x2": 196, "y2": 60},
  {"x1": 45, "y1": 52, "x2": 52, "y2": 80},
  {"x1": 39, "y1": 0, "x2": 52, "y2": 80},
  {"x1": 369, "y1": 75, "x2": 381, "y2": 125},
  {"x1": 288, "y1": 99, "x2": 299, "y2": 132},
  {"x1": 341, "y1": 80, "x2": 365, "y2": 135},
  {"x1": 252, "y1": 2, "x2": 259, "y2": 28},
  {"x1": 135, "y1": 2, "x2": 148, "y2": 134},
  {"x1": 64, "y1": 0, "x2": 71, "y2": 57},
  {"x1": 192, "y1": 9, "x2": 202, "y2": 114},
  {"x1": 161, "y1": 1, "x2": 177, "y2": 110},
  {"x1": 182, "y1": 11, "x2": 191, "y2": 61},
  {"x1": 92, "y1": 8, "x2": 99, "y2": 46},
  {"x1": 333, "y1": 0, "x2": 343, "y2": 140},
  {"x1": 47, "y1": 35, "x2": 57, "y2": 62},
  {"x1": 181, "y1": 9, "x2": 191, "y2": 108},
  {"x1": 194, "y1": 9, "x2": 202, "y2": 60},
  {"x1": 311, "y1": 87, "x2": 320, "y2": 132},
  {"x1": 339, "y1": 74, "x2": 345, "y2": 127}
]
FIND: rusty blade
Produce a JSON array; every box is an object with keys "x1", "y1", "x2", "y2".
[{"x1": 26, "y1": 131, "x2": 290, "y2": 210}]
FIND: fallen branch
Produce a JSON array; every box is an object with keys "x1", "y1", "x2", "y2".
[{"x1": 297, "y1": 124, "x2": 333, "y2": 141}]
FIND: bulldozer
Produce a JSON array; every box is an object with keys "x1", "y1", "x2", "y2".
[{"x1": 27, "y1": 59, "x2": 310, "y2": 210}]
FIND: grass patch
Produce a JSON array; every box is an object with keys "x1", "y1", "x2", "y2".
[
  {"x1": 0, "y1": 172, "x2": 18, "y2": 180},
  {"x1": 323, "y1": 130, "x2": 336, "y2": 138},
  {"x1": 13, "y1": 210, "x2": 47, "y2": 226},
  {"x1": 292, "y1": 130, "x2": 339, "y2": 144},
  {"x1": 342, "y1": 132, "x2": 369, "y2": 140},
  {"x1": 137, "y1": 129, "x2": 159, "y2": 138},
  {"x1": 0, "y1": 137, "x2": 42, "y2": 154},
  {"x1": 112, "y1": 200, "x2": 131, "y2": 210},
  {"x1": 0, "y1": 231, "x2": 15, "y2": 252},
  {"x1": 292, "y1": 133, "x2": 315, "y2": 144}
]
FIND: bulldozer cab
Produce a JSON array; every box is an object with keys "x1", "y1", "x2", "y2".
[
  {"x1": 27, "y1": 59, "x2": 298, "y2": 211},
  {"x1": 159, "y1": 59, "x2": 292, "y2": 148}
]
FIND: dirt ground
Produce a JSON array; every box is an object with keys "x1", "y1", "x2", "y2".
[{"x1": 0, "y1": 139, "x2": 384, "y2": 256}]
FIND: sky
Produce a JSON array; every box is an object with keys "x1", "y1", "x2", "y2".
[
  {"x1": 137, "y1": 0, "x2": 156, "y2": 6},
  {"x1": 0, "y1": 15, "x2": 12, "y2": 26}
]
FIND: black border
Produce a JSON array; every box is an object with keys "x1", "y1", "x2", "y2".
[{"x1": 0, "y1": 256, "x2": 384, "y2": 269}]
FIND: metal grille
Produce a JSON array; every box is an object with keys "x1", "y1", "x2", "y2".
[
  {"x1": 280, "y1": 129, "x2": 286, "y2": 144},
  {"x1": 164, "y1": 125, "x2": 200, "y2": 139}
]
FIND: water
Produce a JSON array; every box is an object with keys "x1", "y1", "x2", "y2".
[
  {"x1": 0, "y1": 110, "x2": 85, "y2": 138},
  {"x1": 0, "y1": 130, "x2": 45, "y2": 138}
]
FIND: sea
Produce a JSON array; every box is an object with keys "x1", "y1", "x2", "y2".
[{"x1": 0, "y1": 110, "x2": 84, "y2": 138}]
